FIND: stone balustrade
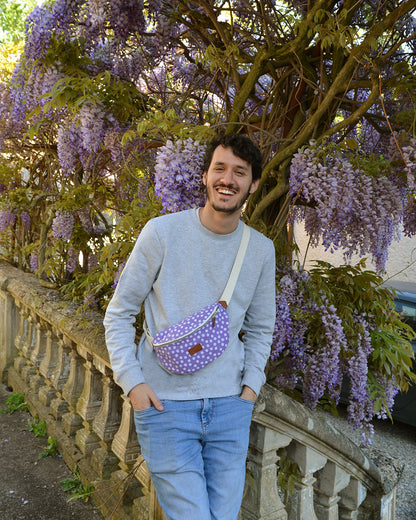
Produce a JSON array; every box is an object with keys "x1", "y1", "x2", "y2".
[{"x1": 0, "y1": 259, "x2": 401, "y2": 519}]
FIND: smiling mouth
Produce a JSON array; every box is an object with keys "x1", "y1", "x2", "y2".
[{"x1": 215, "y1": 185, "x2": 238, "y2": 196}]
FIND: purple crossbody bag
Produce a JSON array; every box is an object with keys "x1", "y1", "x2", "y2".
[{"x1": 144, "y1": 225, "x2": 250, "y2": 375}]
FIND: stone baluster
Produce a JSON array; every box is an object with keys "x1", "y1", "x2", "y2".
[
  {"x1": 61, "y1": 344, "x2": 85, "y2": 436},
  {"x1": 49, "y1": 335, "x2": 72, "y2": 420},
  {"x1": 313, "y1": 461, "x2": 351, "y2": 520},
  {"x1": 39, "y1": 325, "x2": 59, "y2": 380},
  {"x1": 112, "y1": 394, "x2": 141, "y2": 469},
  {"x1": 241, "y1": 421, "x2": 292, "y2": 520},
  {"x1": 20, "y1": 311, "x2": 38, "y2": 382},
  {"x1": 30, "y1": 318, "x2": 47, "y2": 367},
  {"x1": 109, "y1": 395, "x2": 142, "y2": 507},
  {"x1": 21, "y1": 310, "x2": 36, "y2": 359},
  {"x1": 75, "y1": 353, "x2": 103, "y2": 456},
  {"x1": 0, "y1": 288, "x2": 18, "y2": 381},
  {"x1": 13, "y1": 303, "x2": 30, "y2": 373},
  {"x1": 29, "y1": 319, "x2": 49, "y2": 394},
  {"x1": 132, "y1": 454, "x2": 152, "y2": 517},
  {"x1": 338, "y1": 478, "x2": 367, "y2": 519},
  {"x1": 91, "y1": 367, "x2": 122, "y2": 479},
  {"x1": 359, "y1": 489, "x2": 396, "y2": 520},
  {"x1": 131, "y1": 453, "x2": 166, "y2": 520},
  {"x1": 284, "y1": 441, "x2": 328, "y2": 520},
  {"x1": 39, "y1": 327, "x2": 61, "y2": 406},
  {"x1": 14, "y1": 302, "x2": 28, "y2": 350}
]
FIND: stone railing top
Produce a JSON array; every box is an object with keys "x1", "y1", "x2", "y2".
[
  {"x1": 0, "y1": 258, "x2": 109, "y2": 364},
  {"x1": 255, "y1": 383, "x2": 396, "y2": 496}
]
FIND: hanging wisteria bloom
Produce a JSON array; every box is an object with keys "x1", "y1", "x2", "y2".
[
  {"x1": 0, "y1": 210, "x2": 17, "y2": 232},
  {"x1": 30, "y1": 253, "x2": 39, "y2": 273},
  {"x1": 154, "y1": 138, "x2": 206, "y2": 213},
  {"x1": 52, "y1": 212, "x2": 75, "y2": 240},
  {"x1": 269, "y1": 261, "x2": 406, "y2": 445},
  {"x1": 289, "y1": 145, "x2": 406, "y2": 271},
  {"x1": 20, "y1": 212, "x2": 31, "y2": 231}
]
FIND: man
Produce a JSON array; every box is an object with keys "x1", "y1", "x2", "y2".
[{"x1": 104, "y1": 133, "x2": 276, "y2": 520}]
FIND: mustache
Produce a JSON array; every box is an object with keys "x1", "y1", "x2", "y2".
[{"x1": 213, "y1": 183, "x2": 239, "y2": 192}]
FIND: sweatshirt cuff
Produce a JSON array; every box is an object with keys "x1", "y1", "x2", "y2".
[
  {"x1": 116, "y1": 364, "x2": 146, "y2": 397},
  {"x1": 242, "y1": 369, "x2": 266, "y2": 398}
]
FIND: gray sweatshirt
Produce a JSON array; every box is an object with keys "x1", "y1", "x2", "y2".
[{"x1": 103, "y1": 208, "x2": 276, "y2": 400}]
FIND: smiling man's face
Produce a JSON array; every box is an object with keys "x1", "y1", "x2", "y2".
[{"x1": 202, "y1": 145, "x2": 259, "y2": 216}]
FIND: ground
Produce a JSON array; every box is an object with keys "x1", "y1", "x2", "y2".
[{"x1": 0, "y1": 383, "x2": 103, "y2": 520}]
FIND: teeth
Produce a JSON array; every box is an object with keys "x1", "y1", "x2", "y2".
[{"x1": 218, "y1": 189, "x2": 234, "y2": 195}]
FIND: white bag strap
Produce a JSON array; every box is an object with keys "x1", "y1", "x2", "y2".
[{"x1": 219, "y1": 224, "x2": 250, "y2": 307}]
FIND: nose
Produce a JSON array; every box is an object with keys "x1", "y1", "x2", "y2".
[{"x1": 220, "y1": 167, "x2": 234, "y2": 185}]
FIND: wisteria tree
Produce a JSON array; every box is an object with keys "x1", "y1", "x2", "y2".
[{"x1": 1, "y1": 0, "x2": 416, "y2": 441}]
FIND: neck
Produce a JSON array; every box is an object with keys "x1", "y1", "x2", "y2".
[{"x1": 198, "y1": 205, "x2": 241, "y2": 234}]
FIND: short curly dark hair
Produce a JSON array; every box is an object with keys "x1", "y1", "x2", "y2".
[{"x1": 203, "y1": 133, "x2": 263, "y2": 181}]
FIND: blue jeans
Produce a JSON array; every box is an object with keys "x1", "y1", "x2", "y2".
[{"x1": 133, "y1": 396, "x2": 254, "y2": 520}]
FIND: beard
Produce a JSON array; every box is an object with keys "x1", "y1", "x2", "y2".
[{"x1": 206, "y1": 183, "x2": 253, "y2": 214}]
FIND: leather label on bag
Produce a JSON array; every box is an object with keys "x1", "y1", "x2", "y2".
[{"x1": 188, "y1": 344, "x2": 203, "y2": 356}]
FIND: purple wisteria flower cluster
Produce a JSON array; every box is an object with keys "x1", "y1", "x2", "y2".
[
  {"x1": 0, "y1": 210, "x2": 16, "y2": 232},
  {"x1": 270, "y1": 265, "x2": 399, "y2": 445},
  {"x1": 289, "y1": 146, "x2": 406, "y2": 271},
  {"x1": 154, "y1": 138, "x2": 207, "y2": 213},
  {"x1": 52, "y1": 212, "x2": 75, "y2": 240}
]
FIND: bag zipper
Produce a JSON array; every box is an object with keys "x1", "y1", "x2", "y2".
[{"x1": 153, "y1": 304, "x2": 221, "y2": 348}]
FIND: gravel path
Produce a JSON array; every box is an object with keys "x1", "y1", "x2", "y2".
[{"x1": 323, "y1": 407, "x2": 416, "y2": 520}]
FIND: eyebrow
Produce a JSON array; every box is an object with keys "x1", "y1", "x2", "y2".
[{"x1": 212, "y1": 161, "x2": 249, "y2": 171}]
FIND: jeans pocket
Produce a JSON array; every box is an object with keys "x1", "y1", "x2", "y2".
[
  {"x1": 133, "y1": 406, "x2": 154, "y2": 414},
  {"x1": 133, "y1": 400, "x2": 168, "y2": 415},
  {"x1": 230, "y1": 395, "x2": 256, "y2": 406}
]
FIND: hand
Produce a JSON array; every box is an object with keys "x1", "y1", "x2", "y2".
[
  {"x1": 128, "y1": 383, "x2": 164, "y2": 411},
  {"x1": 240, "y1": 385, "x2": 257, "y2": 402}
]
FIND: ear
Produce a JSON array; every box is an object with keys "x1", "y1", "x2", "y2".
[
  {"x1": 202, "y1": 170, "x2": 207, "y2": 186},
  {"x1": 249, "y1": 178, "x2": 260, "y2": 194}
]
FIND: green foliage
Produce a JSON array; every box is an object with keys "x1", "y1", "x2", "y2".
[
  {"x1": 0, "y1": 0, "x2": 37, "y2": 43},
  {"x1": 0, "y1": 392, "x2": 29, "y2": 414},
  {"x1": 308, "y1": 260, "x2": 416, "y2": 395},
  {"x1": 61, "y1": 466, "x2": 94, "y2": 502},
  {"x1": 40, "y1": 436, "x2": 59, "y2": 458},
  {"x1": 28, "y1": 415, "x2": 48, "y2": 438},
  {"x1": 276, "y1": 448, "x2": 304, "y2": 505}
]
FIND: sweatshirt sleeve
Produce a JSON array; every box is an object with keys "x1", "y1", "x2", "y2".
[
  {"x1": 103, "y1": 220, "x2": 163, "y2": 396},
  {"x1": 241, "y1": 240, "x2": 276, "y2": 396}
]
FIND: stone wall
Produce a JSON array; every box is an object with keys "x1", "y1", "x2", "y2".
[{"x1": 0, "y1": 259, "x2": 401, "y2": 519}]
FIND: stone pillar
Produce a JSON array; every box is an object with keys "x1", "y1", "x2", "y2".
[
  {"x1": 29, "y1": 320, "x2": 49, "y2": 394},
  {"x1": 0, "y1": 289, "x2": 18, "y2": 382},
  {"x1": 338, "y1": 478, "x2": 367, "y2": 520},
  {"x1": 20, "y1": 311, "x2": 37, "y2": 382},
  {"x1": 61, "y1": 346, "x2": 85, "y2": 436},
  {"x1": 91, "y1": 370, "x2": 122, "y2": 478},
  {"x1": 285, "y1": 442, "x2": 327, "y2": 520},
  {"x1": 75, "y1": 354, "x2": 103, "y2": 455},
  {"x1": 39, "y1": 327, "x2": 60, "y2": 406},
  {"x1": 111, "y1": 394, "x2": 140, "y2": 470},
  {"x1": 241, "y1": 421, "x2": 291, "y2": 520},
  {"x1": 314, "y1": 461, "x2": 351, "y2": 520},
  {"x1": 360, "y1": 489, "x2": 396, "y2": 520},
  {"x1": 49, "y1": 335, "x2": 72, "y2": 419},
  {"x1": 13, "y1": 304, "x2": 30, "y2": 374}
]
